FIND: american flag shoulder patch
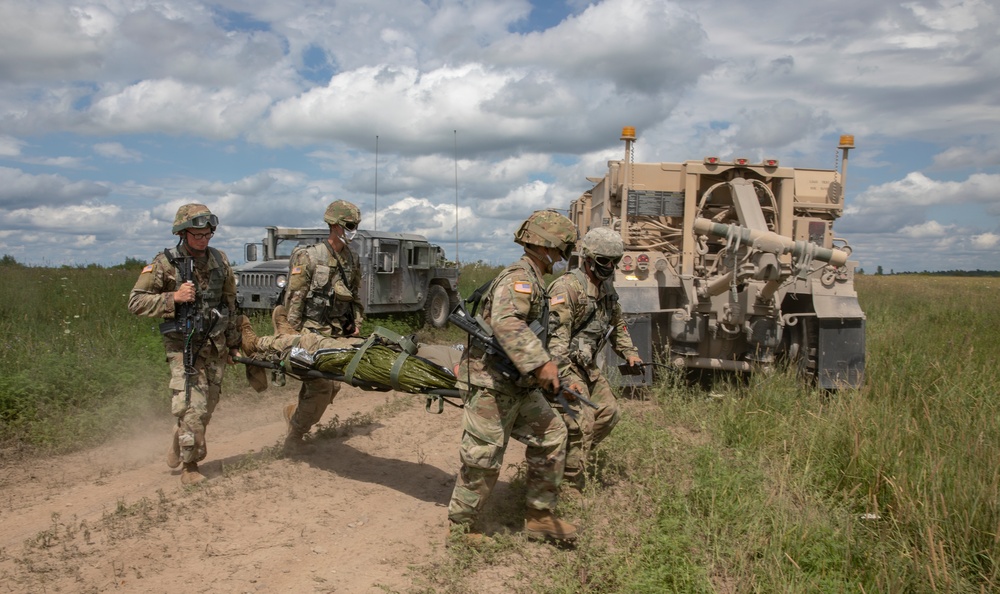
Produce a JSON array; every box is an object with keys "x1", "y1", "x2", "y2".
[
  {"x1": 141, "y1": 264, "x2": 153, "y2": 274},
  {"x1": 513, "y1": 281, "x2": 532, "y2": 294},
  {"x1": 291, "y1": 266, "x2": 303, "y2": 275},
  {"x1": 550, "y1": 294, "x2": 566, "y2": 305}
]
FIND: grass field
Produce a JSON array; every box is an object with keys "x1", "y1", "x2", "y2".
[{"x1": 2, "y1": 262, "x2": 997, "y2": 591}]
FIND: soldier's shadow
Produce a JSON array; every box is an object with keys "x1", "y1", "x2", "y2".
[{"x1": 298, "y1": 431, "x2": 454, "y2": 506}]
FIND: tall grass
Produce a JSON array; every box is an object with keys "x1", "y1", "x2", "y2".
[
  {"x1": 420, "y1": 274, "x2": 1000, "y2": 592},
  {"x1": 0, "y1": 263, "x2": 245, "y2": 452}
]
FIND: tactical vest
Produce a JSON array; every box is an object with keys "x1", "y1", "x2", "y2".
[
  {"x1": 475, "y1": 259, "x2": 549, "y2": 347},
  {"x1": 163, "y1": 246, "x2": 229, "y2": 339},
  {"x1": 299, "y1": 242, "x2": 356, "y2": 327},
  {"x1": 567, "y1": 268, "x2": 619, "y2": 369}
]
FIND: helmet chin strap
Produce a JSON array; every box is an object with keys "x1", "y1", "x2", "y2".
[{"x1": 524, "y1": 245, "x2": 556, "y2": 273}]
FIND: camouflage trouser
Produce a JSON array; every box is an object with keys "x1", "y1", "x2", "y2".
[
  {"x1": 447, "y1": 385, "x2": 568, "y2": 526},
  {"x1": 252, "y1": 332, "x2": 343, "y2": 437},
  {"x1": 167, "y1": 346, "x2": 226, "y2": 464},
  {"x1": 559, "y1": 372, "x2": 620, "y2": 485},
  {"x1": 289, "y1": 377, "x2": 341, "y2": 437}
]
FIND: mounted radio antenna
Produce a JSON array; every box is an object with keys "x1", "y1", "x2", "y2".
[{"x1": 454, "y1": 129, "x2": 460, "y2": 266}]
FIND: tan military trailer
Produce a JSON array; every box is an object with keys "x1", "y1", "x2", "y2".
[
  {"x1": 235, "y1": 226, "x2": 460, "y2": 327},
  {"x1": 569, "y1": 127, "x2": 864, "y2": 389}
]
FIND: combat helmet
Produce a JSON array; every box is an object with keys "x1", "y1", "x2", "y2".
[
  {"x1": 324, "y1": 200, "x2": 361, "y2": 227},
  {"x1": 172, "y1": 203, "x2": 219, "y2": 234},
  {"x1": 580, "y1": 227, "x2": 624, "y2": 260},
  {"x1": 514, "y1": 210, "x2": 577, "y2": 259},
  {"x1": 580, "y1": 227, "x2": 623, "y2": 280}
]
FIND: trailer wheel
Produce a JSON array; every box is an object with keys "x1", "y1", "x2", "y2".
[{"x1": 424, "y1": 285, "x2": 450, "y2": 328}]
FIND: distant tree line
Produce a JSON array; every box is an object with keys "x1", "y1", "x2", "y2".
[
  {"x1": 857, "y1": 265, "x2": 1000, "y2": 277},
  {"x1": 0, "y1": 254, "x2": 147, "y2": 270}
]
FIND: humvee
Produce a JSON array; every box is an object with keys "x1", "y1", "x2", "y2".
[{"x1": 234, "y1": 227, "x2": 460, "y2": 328}]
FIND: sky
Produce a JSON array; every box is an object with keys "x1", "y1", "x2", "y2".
[{"x1": 1, "y1": 0, "x2": 997, "y2": 273}]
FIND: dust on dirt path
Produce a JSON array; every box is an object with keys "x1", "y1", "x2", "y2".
[{"x1": 0, "y1": 382, "x2": 524, "y2": 593}]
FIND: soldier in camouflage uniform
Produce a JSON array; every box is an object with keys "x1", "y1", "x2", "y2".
[
  {"x1": 547, "y1": 227, "x2": 642, "y2": 493},
  {"x1": 128, "y1": 204, "x2": 240, "y2": 485},
  {"x1": 447, "y1": 209, "x2": 579, "y2": 544},
  {"x1": 280, "y1": 200, "x2": 364, "y2": 453}
]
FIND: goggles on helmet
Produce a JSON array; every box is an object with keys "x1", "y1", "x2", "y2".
[
  {"x1": 593, "y1": 255, "x2": 621, "y2": 268},
  {"x1": 591, "y1": 254, "x2": 620, "y2": 280},
  {"x1": 188, "y1": 214, "x2": 219, "y2": 229}
]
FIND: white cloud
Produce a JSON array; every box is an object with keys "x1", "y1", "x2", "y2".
[
  {"x1": 93, "y1": 142, "x2": 142, "y2": 162},
  {"x1": 0, "y1": 135, "x2": 24, "y2": 157},
  {"x1": 898, "y1": 220, "x2": 953, "y2": 238},
  {"x1": 932, "y1": 144, "x2": 1000, "y2": 169},
  {"x1": 86, "y1": 79, "x2": 273, "y2": 139},
  {"x1": 489, "y1": 0, "x2": 711, "y2": 94},
  {"x1": 972, "y1": 232, "x2": 999, "y2": 249},
  {"x1": 853, "y1": 172, "x2": 1000, "y2": 209},
  {"x1": 0, "y1": 167, "x2": 109, "y2": 210}
]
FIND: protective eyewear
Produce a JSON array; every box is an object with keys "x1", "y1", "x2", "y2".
[
  {"x1": 560, "y1": 242, "x2": 575, "y2": 259},
  {"x1": 342, "y1": 221, "x2": 358, "y2": 231},
  {"x1": 187, "y1": 230, "x2": 215, "y2": 240},
  {"x1": 594, "y1": 255, "x2": 621, "y2": 268},
  {"x1": 189, "y1": 214, "x2": 219, "y2": 229}
]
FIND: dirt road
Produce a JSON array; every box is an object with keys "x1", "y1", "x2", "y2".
[{"x1": 0, "y1": 382, "x2": 526, "y2": 593}]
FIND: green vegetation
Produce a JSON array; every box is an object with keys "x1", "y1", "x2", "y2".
[
  {"x1": 418, "y1": 275, "x2": 1000, "y2": 592},
  {"x1": 4, "y1": 260, "x2": 998, "y2": 591}
]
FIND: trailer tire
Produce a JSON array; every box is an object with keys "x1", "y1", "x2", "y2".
[{"x1": 424, "y1": 285, "x2": 450, "y2": 328}]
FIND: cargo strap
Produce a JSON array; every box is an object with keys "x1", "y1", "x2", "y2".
[{"x1": 343, "y1": 326, "x2": 418, "y2": 391}]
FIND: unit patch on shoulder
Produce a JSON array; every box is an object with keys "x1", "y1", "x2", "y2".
[
  {"x1": 550, "y1": 295, "x2": 566, "y2": 305},
  {"x1": 141, "y1": 264, "x2": 153, "y2": 274},
  {"x1": 291, "y1": 266, "x2": 303, "y2": 275},
  {"x1": 513, "y1": 281, "x2": 532, "y2": 294}
]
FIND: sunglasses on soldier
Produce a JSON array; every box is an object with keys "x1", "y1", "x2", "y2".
[
  {"x1": 342, "y1": 221, "x2": 358, "y2": 231},
  {"x1": 594, "y1": 255, "x2": 621, "y2": 268}
]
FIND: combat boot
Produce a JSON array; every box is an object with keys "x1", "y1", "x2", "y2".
[
  {"x1": 446, "y1": 521, "x2": 492, "y2": 548},
  {"x1": 166, "y1": 426, "x2": 181, "y2": 469},
  {"x1": 524, "y1": 508, "x2": 578, "y2": 543},
  {"x1": 180, "y1": 462, "x2": 206, "y2": 485},
  {"x1": 272, "y1": 305, "x2": 296, "y2": 335},
  {"x1": 237, "y1": 315, "x2": 258, "y2": 355},
  {"x1": 282, "y1": 403, "x2": 315, "y2": 455}
]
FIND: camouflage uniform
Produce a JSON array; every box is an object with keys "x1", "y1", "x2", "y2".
[
  {"x1": 282, "y1": 200, "x2": 364, "y2": 439},
  {"x1": 547, "y1": 267, "x2": 638, "y2": 487},
  {"x1": 447, "y1": 210, "x2": 578, "y2": 531},
  {"x1": 447, "y1": 256, "x2": 568, "y2": 525},
  {"x1": 128, "y1": 205, "x2": 239, "y2": 469}
]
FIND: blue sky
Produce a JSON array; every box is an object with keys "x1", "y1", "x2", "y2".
[{"x1": 1, "y1": 0, "x2": 998, "y2": 273}]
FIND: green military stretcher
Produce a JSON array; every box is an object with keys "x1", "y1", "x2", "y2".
[{"x1": 235, "y1": 327, "x2": 464, "y2": 413}]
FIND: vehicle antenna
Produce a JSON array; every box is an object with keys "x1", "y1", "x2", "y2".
[
  {"x1": 454, "y1": 129, "x2": 460, "y2": 266},
  {"x1": 374, "y1": 135, "x2": 379, "y2": 231}
]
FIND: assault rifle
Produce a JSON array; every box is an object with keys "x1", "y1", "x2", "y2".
[
  {"x1": 159, "y1": 254, "x2": 205, "y2": 407},
  {"x1": 449, "y1": 303, "x2": 597, "y2": 420},
  {"x1": 617, "y1": 361, "x2": 671, "y2": 375},
  {"x1": 332, "y1": 255, "x2": 357, "y2": 335}
]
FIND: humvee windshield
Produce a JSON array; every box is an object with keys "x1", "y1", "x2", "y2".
[{"x1": 275, "y1": 238, "x2": 314, "y2": 259}]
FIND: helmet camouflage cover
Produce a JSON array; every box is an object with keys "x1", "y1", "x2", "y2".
[
  {"x1": 172, "y1": 203, "x2": 218, "y2": 234},
  {"x1": 580, "y1": 227, "x2": 624, "y2": 260},
  {"x1": 514, "y1": 209, "x2": 577, "y2": 257},
  {"x1": 324, "y1": 200, "x2": 361, "y2": 226}
]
